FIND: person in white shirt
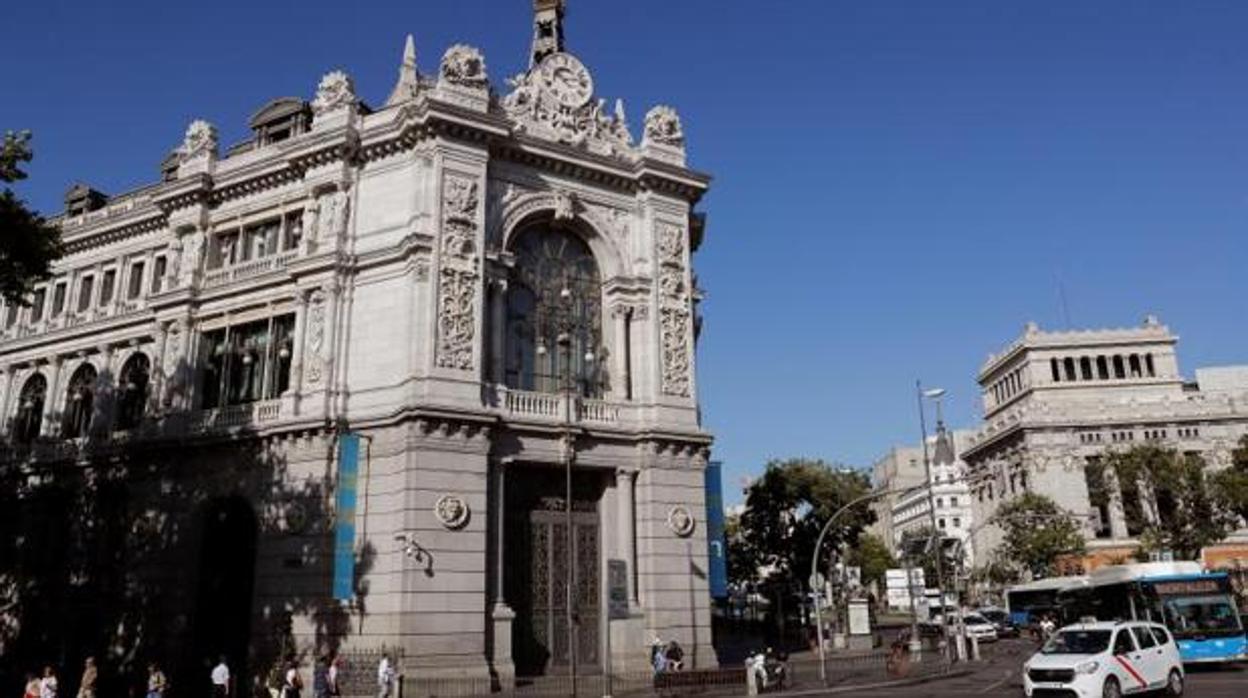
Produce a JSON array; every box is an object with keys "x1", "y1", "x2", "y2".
[
  {"x1": 327, "y1": 656, "x2": 340, "y2": 697},
  {"x1": 211, "y1": 657, "x2": 230, "y2": 698},
  {"x1": 376, "y1": 655, "x2": 395, "y2": 698},
  {"x1": 39, "y1": 666, "x2": 58, "y2": 698}
]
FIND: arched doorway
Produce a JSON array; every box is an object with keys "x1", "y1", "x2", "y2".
[{"x1": 188, "y1": 497, "x2": 258, "y2": 695}]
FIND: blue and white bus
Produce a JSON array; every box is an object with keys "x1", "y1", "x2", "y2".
[
  {"x1": 1057, "y1": 562, "x2": 1247, "y2": 664},
  {"x1": 1005, "y1": 575, "x2": 1087, "y2": 628}
]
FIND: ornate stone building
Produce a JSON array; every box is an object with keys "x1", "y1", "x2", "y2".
[
  {"x1": 0, "y1": 2, "x2": 714, "y2": 690},
  {"x1": 962, "y1": 318, "x2": 1248, "y2": 572}
]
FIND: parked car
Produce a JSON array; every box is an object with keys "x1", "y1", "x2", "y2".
[
  {"x1": 978, "y1": 608, "x2": 1021, "y2": 638},
  {"x1": 1023, "y1": 620, "x2": 1184, "y2": 697},
  {"x1": 948, "y1": 612, "x2": 999, "y2": 643}
]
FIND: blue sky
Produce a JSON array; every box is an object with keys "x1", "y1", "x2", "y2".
[{"x1": 4, "y1": 2, "x2": 1247, "y2": 502}]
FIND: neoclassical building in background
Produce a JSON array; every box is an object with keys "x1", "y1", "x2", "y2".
[
  {"x1": 963, "y1": 318, "x2": 1248, "y2": 571},
  {"x1": 0, "y1": 1, "x2": 714, "y2": 690}
]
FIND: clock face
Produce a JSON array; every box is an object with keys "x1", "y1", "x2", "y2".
[{"x1": 537, "y1": 53, "x2": 594, "y2": 109}]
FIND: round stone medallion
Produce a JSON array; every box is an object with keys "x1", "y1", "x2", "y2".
[
  {"x1": 537, "y1": 53, "x2": 594, "y2": 109},
  {"x1": 435, "y1": 494, "x2": 471, "y2": 530},
  {"x1": 667, "y1": 506, "x2": 695, "y2": 537}
]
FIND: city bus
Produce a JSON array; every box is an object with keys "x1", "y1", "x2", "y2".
[
  {"x1": 1005, "y1": 575, "x2": 1087, "y2": 628},
  {"x1": 1057, "y1": 561, "x2": 1247, "y2": 664}
]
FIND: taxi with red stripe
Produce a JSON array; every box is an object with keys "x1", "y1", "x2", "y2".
[{"x1": 1023, "y1": 620, "x2": 1184, "y2": 698}]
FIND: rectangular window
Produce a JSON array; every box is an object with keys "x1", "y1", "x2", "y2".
[
  {"x1": 77, "y1": 276, "x2": 94, "y2": 313},
  {"x1": 938, "y1": 518, "x2": 946, "y2": 529},
  {"x1": 31, "y1": 288, "x2": 46, "y2": 322},
  {"x1": 52, "y1": 282, "x2": 67, "y2": 315},
  {"x1": 152, "y1": 256, "x2": 167, "y2": 293},
  {"x1": 199, "y1": 313, "x2": 297, "y2": 409},
  {"x1": 128, "y1": 261, "x2": 145, "y2": 299},
  {"x1": 99, "y1": 269, "x2": 116, "y2": 307},
  {"x1": 950, "y1": 496, "x2": 958, "y2": 507},
  {"x1": 283, "y1": 211, "x2": 303, "y2": 251},
  {"x1": 936, "y1": 497, "x2": 944, "y2": 508},
  {"x1": 953, "y1": 517, "x2": 961, "y2": 528}
]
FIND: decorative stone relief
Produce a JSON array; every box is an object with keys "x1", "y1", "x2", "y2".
[
  {"x1": 656, "y1": 222, "x2": 691, "y2": 397},
  {"x1": 667, "y1": 506, "x2": 695, "y2": 537},
  {"x1": 178, "y1": 120, "x2": 218, "y2": 163},
  {"x1": 435, "y1": 174, "x2": 480, "y2": 371},
  {"x1": 434, "y1": 494, "x2": 470, "y2": 530},
  {"x1": 552, "y1": 190, "x2": 577, "y2": 222},
  {"x1": 312, "y1": 70, "x2": 357, "y2": 117},
  {"x1": 500, "y1": 53, "x2": 633, "y2": 158},
  {"x1": 435, "y1": 268, "x2": 477, "y2": 370},
  {"x1": 178, "y1": 229, "x2": 204, "y2": 287},
  {"x1": 316, "y1": 188, "x2": 350, "y2": 244},
  {"x1": 643, "y1": 106, "x2": 684, "y2": 148},
  {"x1": 439, "y1": 45, "x2": 488, "y2": 89},
  {"x1": 304, "y1": 290, "x2": 327, "y2": 386}
]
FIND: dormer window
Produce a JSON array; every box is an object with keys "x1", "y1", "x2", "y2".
[
  {"x1": 248, "y1": 97, "x2": 310, "y2": 148},
  {"x1": 64, "y1": 183, "x2": 108, "y2": 217}
]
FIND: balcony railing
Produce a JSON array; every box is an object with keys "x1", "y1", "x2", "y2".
[
  {"x1": 502, "y1": 388, "x2": 622, "y2": 426},
  {"x1": 187, "y1": 398, "x2": 285, "y2": 433},
  {"x1": 203, "y1": 250, "x2": 298, "y2": 289}
]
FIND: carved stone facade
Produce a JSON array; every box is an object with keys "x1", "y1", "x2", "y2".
[{"x1": 0, "y1": 4, "x2": 713, "y2": 691}]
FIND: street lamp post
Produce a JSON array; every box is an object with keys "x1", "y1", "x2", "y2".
[
  {"x1": 916, "y1": 382, "x2": 951, "y2": 656},
  {"x1": 536, "y1": 276, "x2": 600, "y2": 696}
]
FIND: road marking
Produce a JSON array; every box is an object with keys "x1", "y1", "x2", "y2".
[{"x1": 976, "y1": 669, "x2": 1013, "y2": 693}]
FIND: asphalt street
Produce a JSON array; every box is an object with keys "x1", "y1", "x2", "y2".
[{"x1": 813, "y1": 638, "x2": 1248, "y2": 697}]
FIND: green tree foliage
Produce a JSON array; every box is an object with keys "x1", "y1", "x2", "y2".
[
  {"x1": 993, "y1": 493, "x2": 1086, "y2": 578},
  {"x1": 1, "y1": 130, "x2": 63, "y2": 306},
  {"x1": 848, "y1": 532, "x2": 896, "y2": 591},
  {"x1": 1212, "y1": 435, "x2": 1248, "y2": 523},
  {"x1": 735, "y1": 458, "x2": 874, "y2": 593},
  {"x1": 1102, "y1": 445, "x2": 1235, "y2": 560}
]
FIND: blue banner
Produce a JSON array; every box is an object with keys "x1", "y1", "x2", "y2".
[
  {"x1": 705, "y1": 461, "x2": 728, "y2": 599},
  {"x1": 333, "y1": 433, "x2": 361, "y2": 600}
]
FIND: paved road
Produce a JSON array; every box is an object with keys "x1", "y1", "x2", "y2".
[{"x1": 843, "y1": 638, "x2": 1248, "y2": 697}]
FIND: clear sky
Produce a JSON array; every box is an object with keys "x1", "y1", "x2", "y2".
[{"x1": 4, "y1": 1, "x2": 1247, "y2": 503}]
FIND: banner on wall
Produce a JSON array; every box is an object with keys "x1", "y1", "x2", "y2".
[
  {"x1": 332, "y1": 432, "x2": 361, "y2": 600},
  {"x1": 705, "y1": 461, "x2": 729, "y2": 599}
]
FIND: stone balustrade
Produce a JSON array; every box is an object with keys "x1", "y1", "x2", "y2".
[
  {"x1": 202, "y1": 250, "x2": 298, "y2": 289},
  {"x1": 502, "y1": 388, "x2": 622, "y2": 426}
]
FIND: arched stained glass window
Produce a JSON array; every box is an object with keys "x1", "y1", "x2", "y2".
[
  {"x1": 116, "y1": 353, "x2": 151, "y2": 430},
  {"x1": 505, "y1": 226, "x2": 605, "y2": 397},
  {"x1": 14, "y1": 373, "x2": 47, "y2": 444},
  {"x1": 62, "y1": 363, "x2": 97, "y2": 438}
]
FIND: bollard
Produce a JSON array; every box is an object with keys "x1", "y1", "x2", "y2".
[
  {"x1": 970, "y1": 635, "x2": 981, "y2": 661},
  {"x1": 745, "y1": 660, "x2": 758, "y2": 696}
]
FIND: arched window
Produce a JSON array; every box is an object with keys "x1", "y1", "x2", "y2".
[
  {"x1": 62, "y1": 363, "x2": 97, "y2": 438},
  {"x1": 1128, "y1": 354, "x2": 1142, "y2": 378},
  {"x1": 1145, "y1": 353, "x2": 1155, "y2": 377},
  {"x1": 1096, "y1": 355, "x2": 1109, "y2": 380},
  {"x1": 1050, "y1": 358, "x2": 1061, "y2": 382},
  {"x1": 116, "y1": 353, "x2": 151, "y2": 430},
  {"x1": 13, "y1": 373, "x2": 46, "y2": 444},
  {"x1": 1063, "y1": 357, "x2": 1077, "y2": 382},
  {"x1": 504, "y1": 225, "x2": 604, "y2": 398},
  {"x1": 1112, "y1": 355, "x2": 1126, "y2": 379},
  {"x1": 1080, "y1": 357, "x2": 1093, "y2": 381}
]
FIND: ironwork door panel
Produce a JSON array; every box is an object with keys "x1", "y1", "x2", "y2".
[{"x1": 528, "y1": 509, "x2": 600, "y2": 674}]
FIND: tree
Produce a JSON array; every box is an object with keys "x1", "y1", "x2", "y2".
[
  {"x1": 848, "y1": 532, "x2": 896, "y2": 592},
  {"x1": 993, "y1": 493, "x2": 1086, "y2": 579},
  {"x1": 1, "y1": 130, "x2": 63, "y2": 306},
  {"x1": 736, "y1": 459, "x2": 874, "y2": 595},
  {"x1": 1212, "y1": 435, "x2": 1248, "y2": 523},
  {"x1": 897, "y1": 526, "x2": 940, "y2": 587},
  {"x1": 724, "y1": 512, "x2": 757, "y2": 588},
  {"x1": 1102, "y1": 445, "x2": 1235, "y2": 560}
]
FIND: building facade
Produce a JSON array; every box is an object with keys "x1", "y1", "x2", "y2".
[
  {"x1": 0, "y1": 2, "x2": 716, "y2": 691},
  {"x1": 962, "y1": 318, "x2": 1248, "y2": 572},
  {"x1": 886, "y1": 425, "x2": 976, "y2": 568}
]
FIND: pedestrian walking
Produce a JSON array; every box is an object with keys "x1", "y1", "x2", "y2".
[
  {"x1": 282, "y1": 661, "x2": 302, "y2": 698},
  {"x1": 24, "y1": 672, "x2": 41, "y2": 698},
  {"x1": 326, "y1": 656, "x2": 341, "y2": 698},
  {"x1": 76, "y1": 658, "x2": 97, "y2": 698},
  {"x1": 211, "y1": 656, "x2": 230, "y2": 698},
  {"x1": 375, "y1": 655, "x2": 395, "y2": 698},
  {"x1": 146, "y1": 663, "x2": 167, "y2": 698},
  {"x1": 39, "y1": 667, "x2": 58, "y2": 698}
]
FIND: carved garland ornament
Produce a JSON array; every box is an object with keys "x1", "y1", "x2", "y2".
[
  {"x1": 435, "y1": 174, "x2": 480, "y2": 371},
  {"x1": 667, "y1": 506, "x2": 695, "y2": 537},
  {"x1": 304, "y1": 290, "x2": 327, "y2": 386},
  {"x1": 434, "y1": 494, "x2": 470, "y2": 530},
  {"x1": 657, "y1": 223, "x2": 691, "y2": 397}
]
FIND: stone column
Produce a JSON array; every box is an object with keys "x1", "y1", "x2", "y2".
[
  {"x1": 610, "y1": 305, "x2": 631, "y2": 401},
  {"x1": 490, "y1": 458, "x2": 515, "y2": 686},
  {"x1": 490, "y1": 279, "x2": 508, "y2": 385},
  {"x1": 1105, "y1": 467, "x2": 1129, "y2": 539},
  {"x1": 290, "y1": 289, "x2": 310, "y2": 401},
  {"x1": 42, "y1": 357, "x2": 63, "y2": 436},
  {"x1": 0, "y1": 367, "x2": 12, "y2": 435},
  {"x1": 616, "y1": 468, "x2": 638, "y2": 604}
]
